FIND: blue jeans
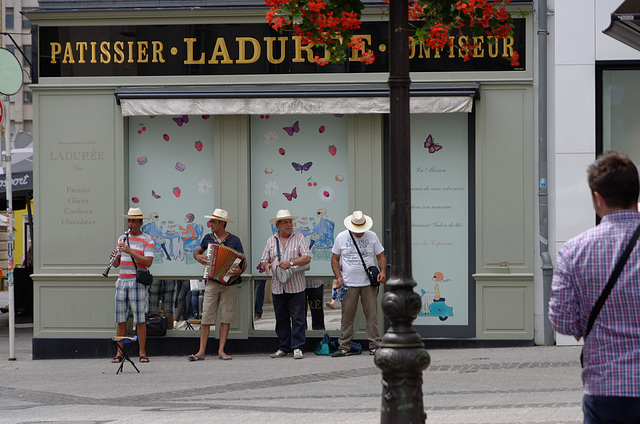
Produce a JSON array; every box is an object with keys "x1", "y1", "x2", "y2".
[
  {"x1": 186, "y1": 290, "x2": 203, "y2": 318},
  {"x1": 254, "y1": 280, "x2": 266, "y2": 318},
  {"x1": 174, "y1": 280, "x2": 189, "y2": 321},
  {"x1": 272, "y1": 291, "x2": 306, "y2": 352},
  {"x1": 583, "y1": 394, "x2": 640, "y2": 423}
]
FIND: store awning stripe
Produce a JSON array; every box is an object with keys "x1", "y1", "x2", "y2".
[
  {"x1": 119, "y1": 96, "x2": 473, "y2": 116},
  {"x1": 116, "y1": 83, "x2": 478, "y2": 116}
]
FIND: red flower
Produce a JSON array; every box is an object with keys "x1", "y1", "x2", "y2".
[{"x1": 264, "y1": 0, "x2": 518, "y2": 68}]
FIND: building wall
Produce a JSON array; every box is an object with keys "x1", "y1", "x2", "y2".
[
  {"x1": 2, "y1": 0, "x2": 35, "y2": 135},
  {"x1": 551, "y1": 0, "x2": 640, "y2": 345},
  {"x1": 28, "y1": 3, "x2": 536, "y2": 356}
]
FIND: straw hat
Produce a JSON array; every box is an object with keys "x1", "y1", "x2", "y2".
[
  {"x1": 344, "y1": 211, "x2": 373, "y2": 232},
  {"x1": 204, "y1": 208, "x2": 234, "y2": 223},
  {"x1": 269, "y1": 209, "x2": 298, "y2": 226},
  {"x1": 123, "y1": 207, "x2": 147, "y2": 219}
]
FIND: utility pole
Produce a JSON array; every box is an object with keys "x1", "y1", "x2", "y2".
[
  {"x1": 375, "y1": 0, "x2": 430, "y2": 422},
  {"x1": 3, "y1": 96, "x2": 14, "y2": 360},
  {"x1": 0, "y1": 47, "x2": 25, "y2": 361}
]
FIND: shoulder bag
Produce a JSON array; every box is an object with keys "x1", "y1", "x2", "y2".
[
  {"x1": 349, "y1": 231, "x2": 380, "y2": 286},
  {"x1": 581, "y1": 222, "x2": 640, "y2": 367},
  {"x1": 127, "y1": 236, "x2": 153, "y2": 286}
]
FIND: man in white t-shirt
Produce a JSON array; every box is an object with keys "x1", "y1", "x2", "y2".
[{"x1": 330, "y1": 211, "x2": 386, "y2": 356}]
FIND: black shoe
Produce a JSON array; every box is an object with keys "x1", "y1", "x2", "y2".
[{"x1": 331, "y1": 349, "x2": 351, "y2": 357}]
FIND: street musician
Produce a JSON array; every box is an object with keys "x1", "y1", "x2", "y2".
[{"x1": 189, "y1": 208, "x2": 246, "y2": 362}]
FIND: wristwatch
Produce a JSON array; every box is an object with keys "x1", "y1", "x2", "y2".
[{"x1": 289, "y1": 261, "x2": 294, "y2": 266}]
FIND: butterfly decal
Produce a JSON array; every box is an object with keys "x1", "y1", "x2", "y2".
[
  {"x1": 424, "y1": 134, "x2": 442, "y2": 154},
  {"x1": 173, "y1": 115, "x2": 189, "y2": 127},
  {"x1": 151, "y1": 190, "x2": 161, "y2": 199},
  {"x1": 283, "y1": 121, "x2": 300, "y2": 136},
  {"x1": 283, "y1": 187, "x2": 297, "y2": 201},
  {"x1": 292, "y1": 161, "x2": 313, "y2": 173}
]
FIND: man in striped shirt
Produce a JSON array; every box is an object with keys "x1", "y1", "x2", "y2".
[
  {"x1": 109, "y1": 207, "x2": 155, "y2": 364},
  {"x1": 549, "y1": 151, "x2": 640, "y2": 423},
  {"x1": 260, "y1": 209, "x2": 311, "y2": 359}
]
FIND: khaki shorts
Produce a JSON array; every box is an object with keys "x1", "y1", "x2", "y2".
[{"x1": 201, "y1": 281, "x2": 238, "y2": 325}]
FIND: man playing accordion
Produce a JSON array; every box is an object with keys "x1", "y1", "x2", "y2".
[{"x1": 189, "y1": 208, "x2": 246, "y2": 362}]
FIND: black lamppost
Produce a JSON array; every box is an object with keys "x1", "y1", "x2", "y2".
[{"x1": 374, "y1": 0, "x2": 431, "y2": 422}]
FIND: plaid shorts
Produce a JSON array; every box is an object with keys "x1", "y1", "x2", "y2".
[
  {"x1": 115, "y1": 278, "x2": 148, "y2": 324},
  {"x1": 147, "y1": 279, "x2": 176, "y2": 316}
]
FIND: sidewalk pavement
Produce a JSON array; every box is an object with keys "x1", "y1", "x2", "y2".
[{"x1": 0, "y1": 313, "x2": 584, "y2": 423}]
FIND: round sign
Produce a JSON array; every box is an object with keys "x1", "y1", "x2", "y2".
[{"x1": 0, "y1": 48, "x2": 23, "y2": 96}]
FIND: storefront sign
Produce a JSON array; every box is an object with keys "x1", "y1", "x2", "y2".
[{"x1": 38, "y1": 20, "x2": 526, "y2": 77}]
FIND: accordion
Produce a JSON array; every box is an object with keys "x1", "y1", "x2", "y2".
[{"x1": 202, "y1": 243, "x2": 245, "y2": 285}]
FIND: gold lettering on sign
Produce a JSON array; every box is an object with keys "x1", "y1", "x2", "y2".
[
  {"x1": 50, "y1": 42, "x2": 61, "y2": 63},
  {"x1": 184, "y1": 38, "x2": 205, "y2": 64},
  {"x1": 76, "y1": 42, "x2": 88, "y2": 63},
  {"x1": 473, "y1": 36, "x2": 484, "y2": 58},
  {"x1": 208, "y1": 38, "x2": 233, "y2": 64},
  {"x1": 46, "y1": 30, "x2": 520, "y2": 68},
  {"x1": 100, "y1": 41, "x2": 111, "y2": 63},
  {"x1": 264, "y1": 37, "x2": 287, "y2": 64},
  {"x1": 152, "y1": 41, "x2": 165, "y2": 63},
  {"x1": 137, "y1": 41, "x2": 149, "y2": 63},
  {"x1": 349, "y1": 35, "x2": 371, "y2": 62},
  {"x1": 127, "y1": 41, "x2": 135, "y2": 63},
  {"x1": 292, "y1": 36, "x2": 314, "y2": 63},
  {"x1": 114, "y1": 41, "x2": 125, "y2": 63},
  {"x1": 63, "y1": 42, "x2": 75, "y2": 64},
  {"x1": 502, "y1": 37, "x2": 514, "y2": 58},
  {"x1": 90, "y1": 41, "x2": 98, "y2": 63},
  {"x1": 236, "y1": 37, "x2": 261, "y2": 64}
]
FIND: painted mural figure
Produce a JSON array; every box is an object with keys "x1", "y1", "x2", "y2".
[
  {"x1": 179, "y1": 213, "x2": 203, "y2": 263},
  {"x1": 298, "y1": 208, "x2": 335, "y2": 261},
  {"x1": 419, "y1": 271, "x2": 454, "y2": 321},
  {"x1": 142, "y1": 212, "x2": 172, "y2": 262}
]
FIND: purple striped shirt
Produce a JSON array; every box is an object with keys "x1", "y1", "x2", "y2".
[
  {"x1": 549, "y1": 210, "x2": 640, "y2": 396},
  {"x1": 260, "y1": 230, "x2": 310, "y2": 294}
]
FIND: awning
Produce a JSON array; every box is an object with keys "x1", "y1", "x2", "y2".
[
  {"x1": 603, "y1": 0, "x2": 640, "y2": 51},
  {"x1": 115, "y1": 83, "x2": 479, "y2": 116}
]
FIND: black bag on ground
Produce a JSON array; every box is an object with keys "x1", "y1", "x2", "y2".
[{"x1": 144, "y1": 313, "x2": 168, "y2": 336}]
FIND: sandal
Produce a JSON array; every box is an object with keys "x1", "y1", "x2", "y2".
[
  {"x1": 139, "y1": 356, "x2": 150, "y2": 363},
  {"x1": 111, "y1": 356, "x2": 123, "y2": 363},
  {"x1": 188, "y1": 354, "x2": 205, "y2": 361}
]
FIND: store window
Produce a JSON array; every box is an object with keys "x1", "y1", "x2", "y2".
[
  {"x1": 409, "y1": 112, "x2": 474, "y2": 337},
  {"x1": 128, "y1": 115, "x2": 215, "y2": 276},
  {"x1": 250, "y1": 114, "x2": 349, "y2": 331},
  {"x1": 600, "y1": 67, "x2": 640, "y2": 161},
  {"x1": 6, "y1": 8, "x2": 13, "y2": 29}
]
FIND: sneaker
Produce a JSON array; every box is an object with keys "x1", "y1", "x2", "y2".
[
  {"x1": 331, "y1": 348, "x2": 351, "y2": 357},
  {"x1": 369, "y1": 348, "x2": 378, "y2": 355},
  {"x1": 270, "y1": 349, "x2": 292, "y2": 358},
  {"x1": 293, "y1": 349, "x2": 303, "y2": 359}
]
